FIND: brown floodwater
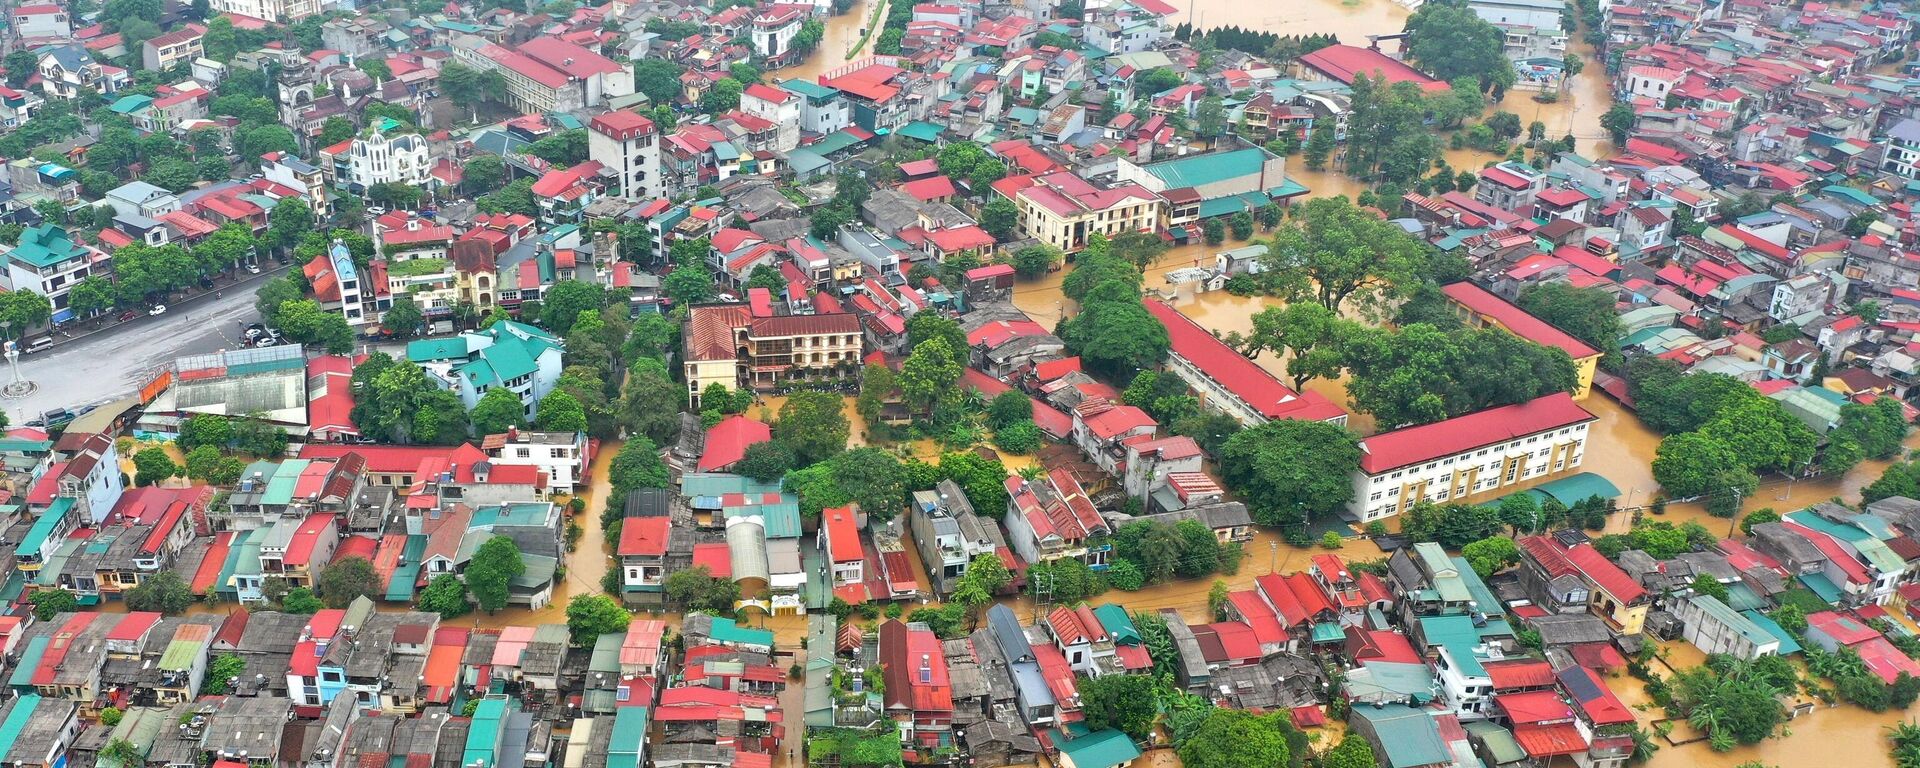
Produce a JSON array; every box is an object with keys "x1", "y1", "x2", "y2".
[{"x1": 769, "y1": 0, "x2": 889, "y2": 83}]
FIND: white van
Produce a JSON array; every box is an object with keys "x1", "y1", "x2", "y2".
[{"x1": 24, "y1": 337, "x2": 52, "y2": 354}]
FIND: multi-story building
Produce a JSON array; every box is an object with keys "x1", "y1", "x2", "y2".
[
  {"x1": 588, "y1": 109, "x2": 663, "y2": 200},
  {"x1": 681, "y1": 304, "x2": 862, "y2": 406},
  {"x1": 778, "y1": 79, "x2": 850, "y2": 136},
  {"x1": 1002, "y1": 468, "x2": 1111, "y2": 570},
  {"x1": 4, "y1": 225, "x2": 105, "y2": 323},
  {"x1": 141, "y1": 24, "x2": 206, "y2": 72},
  {"x1": 1144, "y1": 298, "x2": 1348, "y2": 426},
  {"x1": 407, "y1": 320, "x2": 564, "y2": 415},
  {"x1": 1346, "y1": 392, "x2": 1596, "y2": 522},
  {"x1": 906, "y1": 479, "x2": 1003, "y2": 598},
  {"x1": 208, "y1": 0, "x2": 318, "y2": 22},
  {"x1": 482, "y1": 428, "x2": 588, "y2": 495},
  {"x1": 0, "y1": 85, "x2": 43, "y2": 128},
  {"x1": 994, "y1": 170, "x2": 1161, "y2": 253},
  {"x1": 1884, "y1": 119, "x2": 1920, "y2": 181},
  {"x1": 1442, "y1": 282, "x2": 1602, "y2": 399},
  {"x1": 453, "y1": 35, "x2": 634, "y2": 115},
  {"x1": 740, "y1": 84, "x2": 802, "y2": 152},
  {"x1": 750, "y1": 5, "x2": 808, "y2": 67},
  {"x1": 11, "y1": 4, "x2": 67, "y2": 38},
  {"x1": 318, "y1": 124, "x2": 431, "y2": 193},
  {"x1": 37, "y1": 45, "x2": 127, "y2": 99},
  {"x1": 260, "y1": 151, "x2": 329, "y2": 214}
]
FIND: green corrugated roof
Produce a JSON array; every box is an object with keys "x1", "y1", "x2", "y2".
[
  {"x1": 261, "y1": 460, "x2": 310, "y2": 506},
  {"x1": 1525, "y1": 472, "x2": 1621, "y2": 506},
  {"x1": 1798, "y1": 572, "x2": 1842, "y2": 604},
  {"x1": 463, "y1": 698, "x2": 511, "y2": 768},
  {"x1": 1196, "y1": 190, "x2": 1275, "y2": 219},
  {"x1": 607, "y1": 705, "x2": 648, "y2": 768},
  {"x1": 1350, "y1": 704, "x2": 1450, "y2": 768},
  {"x1": 0, "y1": 695, "x2": 40, "y2": 752},
  {"x1": 1091, "y1": 604, "x2": 1139, "y2": 644},
  {"x1": 388, "y1": 534, "x2": 426, "y2": 601},
  {"x1": 1786, "y1": 511, "x2": 1907, "y2": 575},
  {"x1": 708, "y1": 617, "x2": 774, "y2": 647},
  {"x1": 897, "y1": 121, "x2": 943, "y2": 142},
  {"x1": 1419, "y1": 614, "x2": 1490, "y2": 676},
  {"x1": 0, "y1": 439, "x2": 52, "y2": 453},
  {"x1": 38, "y1": 539, "x2": 80, "y2": 586},
  {"x1": 807, "y1": 129, "x2": 870, "y2": 156},
  {"x1": 682, "y1": 473, "x2": 784, "y2": 497},
  {"x1": 1741, "y1": 610, "x2": 1802, "y2": 654},
  {"x1": 1463, "y1": 721, "x2": 1527, "y2": 765},
  {"x1": 17, "y1": 497, "x2": 71, "y2": 561},
  {"x1": 1055, "y1": 729, "x2": 1139, "y2": 768},
  {"x1": 215, "y1": 529, "x2": 255, "y2": 595},
  {"x1": 1821, "y1": 184, "x2": 1878, "y2": 206},
  {"x1": 1688, "y1": 595, "x2": 1775, "y2": 649},
  {"x1": 1142, "y1": 147, "x2": 1275, "y2": 189},
  {"x1": 778, "y1": 79, "x2": 838, "y2": 99},
  {"x1": 8, "y1": 225, "x2": 90, "y2": 269},
  {"x1": 8, "y1": 638, "x2": 46, "y2": 689},
  {"x1": 159, "y1": 635, "x2": 205, "y2": 671},
  {"x1": 407, "y1": 337, "x2": 470, "y2": 362}
]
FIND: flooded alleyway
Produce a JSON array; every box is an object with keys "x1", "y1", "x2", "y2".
[{"x1": 769, "y1": 0, "x2": 889, "y2": 83}]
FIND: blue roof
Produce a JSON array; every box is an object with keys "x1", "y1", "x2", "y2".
[
  {"x1": 330, "y1": 241, "x2": 357, "y2": 281},
  {"x1": 1741, "y1": 609, "x2": 1802, "y2": 655}
]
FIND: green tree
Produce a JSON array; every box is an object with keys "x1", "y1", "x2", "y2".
[
  {"x1": 950, "y1": 553, "x2": 1011, "y2": 615},
  {"x1": 1462, "y1": 536, "x2": 1520, "y2": 577},
  {"x1": 776, "y1": 391, "x2": 850, "y2": 464},
  {"x1": 3, "y1": 51, "x2": 37, "y2": 88},
  {"x1": 564, "y1": 594, "x2": 632, "y2": 645},
  {"x1": 417, "y1": 573, "x2": 472, "y2": 618},
  {"x1": 663, "y1": 565, "x2": 739, "y2": 612},
  {"x1": 1009, "y1": 244, "x2": 1061, "y2": 278},
  {"x1": 282, "y1": 587, "x2": 324, "y2": 614},
  {"x1": 28, "y1": 589, "x2": 76, "y2": 621},
  {"x1": 1601, "y1": 103, "x2": 1637, "y2": 146},
  {"x1": 534, "y1": 389, "x2": 590, "y2": 433},
  {"x1": 1225, "y1": 302, "x2": 1349, "y2": 390},
  {"x1": 276, "y1": 299, "x2": 354, "y2": 353},
  {"x1": 465, "y1": 535, "x2": 525, "y2": 613},
  {"x1": 1699, "y1": 396, "x2": 1818, "y2": 474},
  {"x1": 1059, "y1": 282, "x2": 1169, "y2": 377},
  {"x1": 1175, "y1": 708, "x2": 1293, "y2": 768},
  {"x1": 381, "y1": 296, "x2": 425, "y2": 338},
  {"x1": 1257, "y1": 196, "x2": 1438, "y2": 315},
  {"x1": 1323, "y1": 738, "x2": 1378, "y2": 768},
  {"x1": 201, "y1": 654, "x2": 246, "y2": 694},
  {"x1": 1831, "y1": 397, "x2": 1910, "y2": 461},
  {"x1": 735, "y1": 441, "x2": 794, "y2": 483},
  {"x1": 1691, "y1": 573, "x2": 1730, "y2": 602},
  {"x1": 1303, "y1": 119, "x2": 1335, "y2": 170},
  {"x1": 836, "y1": 447, "x2": 909, "y2": 520},
  {"x1": 1518, "y1": 282, "x2": 1622, "y2": 361},
  {"x1": 316, "y1": 556, "x2": 381, "y2": 608},
  {"x1": 898, "y1": 336, "x2": 963, "y2": 411},
  {"x1": 1078, "y1": 674, "x2": 1158, "y2": 739},
  {"x1": 124, "y1": 571, "x2": 195, "y2": 614},
  {"x1": 981, "y1": 197, "x2": 1020, "y2": 240},
  {"x1": 702, "y1": 77, "x2": 744, "y2": 112},
  {"x1": 1652, "y1": 432, "x2": 1758, "y2": 508},
  {"x1": 632, "y1": 60, "x2": 685, "y2": 104},
  {"x1": 470, "y1": 387, "x2": 529, "y2": 437},
  {"x1": 986, "y1": 391, "x2": 1032, "y2": 430},
  {"x1": 608, "y1": 437, "x2": 670, "y2": 501},
  {"x1": 133, "y1": 447, "x2": 180, "y2": 487},
  {"x1": 620, "y1": 367, "x2": 683, "y2": 443},
  {"x1": 994, "y1": 421, "x2": 1042, "y2": 453},
  {"x1": 1218, "y1": 419, "x2": 1362, "y2": 526}
]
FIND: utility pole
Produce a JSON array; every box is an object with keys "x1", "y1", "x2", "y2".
[
  {"x1": 1726, "y1": 486, "x2": 1744, "y2": 538},
  {"x1": 1030, "y1": 571, "x2": 1053, "y2": 624},
  {"x1": 1269, "y1": 541, "x2": 1279, "y2": 574}
]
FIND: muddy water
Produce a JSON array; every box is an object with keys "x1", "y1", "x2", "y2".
[
  {"x1": 769, "y1": 0, "x2": 888, "y2": 83},
  {"x1": 472, "y1": 438, "x2": 621, "y2": 627}
]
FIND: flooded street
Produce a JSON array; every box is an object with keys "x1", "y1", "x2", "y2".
[
  {"x1": 470, "y1": 438, "x2": 621, "y2": 627},
  {"x1": 769, "y1": 0, "x2": 888, "y2": 83}
]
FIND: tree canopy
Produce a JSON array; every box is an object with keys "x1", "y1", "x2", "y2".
[{"x1": 1218, "y1": 419, "x2": 1362, "y2": 527}]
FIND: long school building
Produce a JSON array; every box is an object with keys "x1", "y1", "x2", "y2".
[{"x1": 1347, "y1": 393, "x2": 1596, "y2": 522}]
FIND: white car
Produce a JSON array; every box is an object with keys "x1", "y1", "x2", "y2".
[
  {"x1": 149, "y1": 304, "x2": 167, "y2": 316},
  {"x1": 246, "y1": 264, "x2": 261, "y2": 274}
]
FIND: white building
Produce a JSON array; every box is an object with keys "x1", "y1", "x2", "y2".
[
  {"x1": 1885, "y1": 119, "x2": 1920, "y2": 181},
  {"x1": 453, "y1": 35, "x2": 634, "y2": 115},
  {"x1": 740, "y1": 83, "x2": 802, "y2": 153},
  {"x1": 587, "y1": 109, "x2": 664, "y2": 200},
  {"x1": 3, "y1": 224, "x2": 106, "y2": 323},
  {"x1": 11, "y1": 4, "x2": 70, "y2": 40},
  {"x1": 750, "y1": 6, "x2": 807, "y2": 66},
  {"x1": 1673, "y1": 595, "x2": 1780, "y2": 660},
  {"x1": 103, "y1": 181, "x2": 180, "y2": 220},
  {"x1": 778, "y1": 79, "x2": 850, "y2": 136},
  {"x1": 326, "y1": 240, "x2": 365, "y2": 326},
  {"x1": 1143, "y1": 299, "x2": 1349, "y2": 427},
  {"x1": 207, "y1": 0, "x2": 318, "y2": 23},
  {"x1": 409, "y1": 319, "x2": 564, "y2": 415},
  {"x1": 319, "y1": 126, "x2": 430, "y2": 193},
  {"x1": 0, "y1": 86, "x2": 42, "y2": 129},
  {"x1": 483, "y1": 429, "x2": 588, "y2": 495},
  {"x1": 1347, "y1": 393, "x2": 1596, "y2": 522}
]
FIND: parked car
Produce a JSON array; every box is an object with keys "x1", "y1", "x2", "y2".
[
  {"x1": 118, "y1": 310, "x2": 138, "y2": 322},
  {"x1": 246, "y1": 264, "x2": 261, "y2": 274},
  {"x1": 149, "y1": 305, "x2": 167, "y2": 316}
]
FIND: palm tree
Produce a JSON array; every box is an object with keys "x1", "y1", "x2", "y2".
[{"x1": 1628, "y1": 728, "x2": 1659, "y2": 765}]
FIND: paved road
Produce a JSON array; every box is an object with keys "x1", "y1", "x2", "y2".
[{"x1": 6, "y1": 275, "x2": 274, "y2": 424}]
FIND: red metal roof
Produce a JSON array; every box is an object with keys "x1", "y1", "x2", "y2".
[
  {"x1": 1564, "y1": 542, "x2": 1646, "y2": 603},
  {"x1": 1514, "y1": 723, "x2": 1588, "y2": 757},
  {"x1": 1485, "y1": 659, "x2": 1557, "y2": 690},
  {"x1": 1496, "y1": 690, "x2": 1575, "y2": 725},
  {"x1": 283, "y1": 514, "x2": 338, "y2": 567},
  {"x1": 1144, "y1": 299, "x2": 1347, "y2": 422},
  {"x1": 617, "y1": 516, "x2": 670, "y2": 557},
  {"x1": 823, "y1": 505, "x2": 862, "y2": 563},
  {"x1": 1357, "y1": 393, "x2": 1594, "y2": 474},
  {"x1": 1297, "y1": 45, "x2": 1447, "y2": 91},
  {"x1": 698, "y1": 415, "x2": 771, "y2": 472},
  {"x1": 1442, "y1": 282, "x2": 1598, "y2": 359}
]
